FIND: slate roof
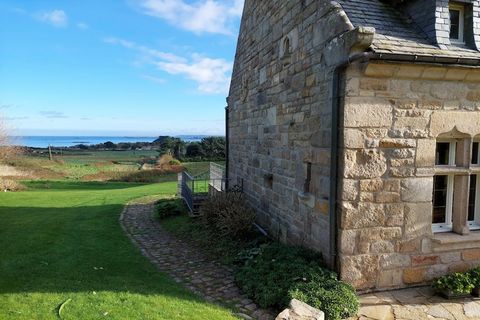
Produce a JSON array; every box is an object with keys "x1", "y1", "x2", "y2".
[{"x1": 337, "y1": 0, "x2": 480, "y2": 61}]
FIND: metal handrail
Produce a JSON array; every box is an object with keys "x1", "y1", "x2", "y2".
[{"x1": 180, "y1": 162, "x2": 241, "y2": 214}]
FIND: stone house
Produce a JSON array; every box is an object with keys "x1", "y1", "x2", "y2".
[{"x1": 226, "y1": 0, "x2": 480, "y2": 291}]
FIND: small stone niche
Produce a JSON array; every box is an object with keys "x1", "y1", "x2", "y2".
[
  {"x1": 282, "y1": 36, "x2": 292, "y2": 66},
  {"x1": 264, "y1": 173, "x2": 274, "y2": 189}
]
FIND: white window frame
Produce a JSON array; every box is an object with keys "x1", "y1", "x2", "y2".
[
  {"x1": 469, "y1": 140, "x2": 480, "y2": 230},
  {"x1": 433, "y1": 175, "x2": 455, "y2": 233},
  {"x1": 436, "y1": 141, "x2": 456, "y2": 167},
  {"x1": 449, "y1": 3, "x2": 465, "y2": 43},
  {"x1": 468, "y1": 174, "x2": 480, "y2": 230},
  {"x1": 433, "y1": 141, "x2": 456, "y2": 233}
]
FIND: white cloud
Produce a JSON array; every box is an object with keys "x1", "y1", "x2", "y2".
[
  {"x1": 105, "y1": 37, "x2": 232, "y2": 94},
  {"x1": 104, "y1": 37, "x2": 185, "y2": 63},
  {"x1": 156, "y1": 54, "x2": 231, "y2": 94},
  {"x1": 135, "y1": 0, "x2": 243, "y2": 35},
  {"x1": 39, "y1": 111, "x2": 68, "y2": 119},
  {"x1": 77, "y1": 22, "x2": 89, "y2": 30},
  {"x1": 37, "y1": 10, "x2": 68, "y2": 27}
]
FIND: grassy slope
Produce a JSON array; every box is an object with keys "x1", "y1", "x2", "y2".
[
  {"x1": 0, "y1": 181, "x2": 236, "y2": 320},
  {"x1": 12, "y1": 150, "x2": 223, "y2": 183}
]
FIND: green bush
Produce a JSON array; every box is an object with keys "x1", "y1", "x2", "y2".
[
  {"x1": 289, "y1": 271, "x2": 359, "y2": 320},
  {"x1": 433, "y1": 272, "x2": 474, "y2": 294},
  {"x1": 200, "y1": 191, "x2": 255, "y2": 239},
  {"x1": 168, "y1": 159, "x2": 181, "y2": 165},
  {"x1": 469, "y1": 267, "x2": 480, "y2": 287},
  {"x1": 157, "y1": 199, "x2": 186, "y2": 219},
  {"x1": 234, "y1": 242, "x2": 358, "y2": 319}
]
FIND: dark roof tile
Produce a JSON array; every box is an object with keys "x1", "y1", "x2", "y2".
[{"x1": 337, "y1": 0, "x2": 480, "y2": 59}]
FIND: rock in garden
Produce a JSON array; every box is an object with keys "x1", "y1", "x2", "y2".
[{"x1": 275, "y1": 299, "x2": 324, "y2": 320}]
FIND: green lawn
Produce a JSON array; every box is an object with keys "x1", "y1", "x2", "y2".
[
  {"x1": 0, "y1": 181, "x2": 237, "y2": 320},
  {"x1": 182, "y1": 161, "x2": 225, "y2": 177}
]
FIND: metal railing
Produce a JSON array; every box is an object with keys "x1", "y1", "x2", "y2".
[
  {"x1": 180, "y1": 162, "x2": 242, "y2": 214},
  {"x1": 181, "y1": 171, "x2": 196, "y2": 213},
  {"x1": 209, "y1": 162, "x2": 226, "y2": 192}
]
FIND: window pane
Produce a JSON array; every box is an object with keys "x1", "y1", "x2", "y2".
[
  {"x1": 473, "y1": 142, "x2": 479, "y2": 165},
  {"x1": 433, "y1": 175, "x2": 448, "y2": 224},
  {"x1": 470, "y1": 175, "x2": 478, "y2": 221},
  {"x1": 450, "y1": 9, "x2": 460, "y2": 39},
  {"x1": 436, "y1": 142, "x2": 451, "y2": 165}
]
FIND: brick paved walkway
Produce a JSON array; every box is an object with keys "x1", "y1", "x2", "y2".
[
  {"x1": 120, "y1": 200, "x2": 275, "y2": 320},
  {"x1": 348, "y1": 287, "x2": 480, "y2": 320}
]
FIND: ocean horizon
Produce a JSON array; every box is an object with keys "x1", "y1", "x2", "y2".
[{"x1": 10, "y1": 135, "x2": 213, "y2": 148}]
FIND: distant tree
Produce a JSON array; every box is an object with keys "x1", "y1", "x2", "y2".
[
  {"x1": 159, "y1": 137, "x2": 185, "y2": 159},
  {"x1": 118, "y1": 143, "x2": 131, "y2": 150},
  {"x1": 153, "y1": 136, "x2": 170, "y2": 145},
  {"x1": 104, "y1": 141, "x2": 116, "y2": 149},
  {"x1": 186, "y1": 143, "x2": 205, "y2": 158},
  {"x1": 77, "y1": 144, "x2": 89, "y2": 150},
  {"x1": 200, "y1": 136, "x2": 226, "y2": 159}
]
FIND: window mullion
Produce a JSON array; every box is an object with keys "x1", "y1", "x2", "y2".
[{"x1": 453, "y1": 138, "x2": 471, "y2": 235}]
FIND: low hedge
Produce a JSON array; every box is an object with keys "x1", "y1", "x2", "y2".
[
  {"x1": 234, "y1": 243, "x2": 359, "y2": 320},
  {"x1": 156, "y1": 199, "x2": 186, "y2": 219},
  {"x1": 289, "y1": 271, "x2": 359, "y2": 320}
]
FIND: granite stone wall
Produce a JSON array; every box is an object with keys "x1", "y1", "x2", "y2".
[
  {"x1": 227, "y1": 0, "x2": 373, "y2": 263},
  {"x1": 338, "y1": 61, "x2": 480, "y2": 291}
]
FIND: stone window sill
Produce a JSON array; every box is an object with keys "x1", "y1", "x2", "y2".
[{"x1": 432, "y1": 231, "x2": 480, "y2": 252}]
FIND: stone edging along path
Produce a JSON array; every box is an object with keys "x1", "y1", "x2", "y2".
[{"x1": 120, "y1": 200, "x2": 275, "y2": 320}]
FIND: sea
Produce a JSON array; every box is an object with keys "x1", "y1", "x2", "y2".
[{"x1": 10, "y1": 135, "x2": 210, "y2": 148}]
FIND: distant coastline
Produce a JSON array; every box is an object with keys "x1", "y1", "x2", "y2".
[{"x1": 10, "y1": 135, "x2": 215, "y2": 148}]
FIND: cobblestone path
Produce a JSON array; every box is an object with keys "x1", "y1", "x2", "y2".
[{"x1": 120, "y1": 201, "x2": 275, "y2": 320}]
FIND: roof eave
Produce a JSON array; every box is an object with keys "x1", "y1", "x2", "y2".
[{"x1": 370, "y1": 51, "x2": 480, "y2": 67}]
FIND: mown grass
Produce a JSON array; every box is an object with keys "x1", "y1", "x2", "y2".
[
  {"x1": 182, "y1": 161, "x2": 225, "y2": 177},
  {"x1": 0, "y1": 181, "x2": 237, "y2": 320}
]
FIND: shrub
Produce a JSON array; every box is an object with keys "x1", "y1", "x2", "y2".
[
  {"x1": 157, "y1": 154, "x2": 174, "y2": 167},
  {"x1": 469, "y1": 267, "x2": 480, "y2": 288},
  {"x1": 157, "y1": 199, "x2": 186, "y2": 219},
  {"x1": 0, "y1": 179, "x2": 26, "y2": 192},
  {"x1": 433, "y1": 272, "x2": 474, "y2": 294},
  {"x1": 199, "y1": 191, "x2": 255, "y2": 239},
  {"x1": 235, "y1": 243, "x2": 326, "y2": 308},
  {"x1": 168, "y1": 159, "x2": 181, "y2": 166},
  {"x1": 155, "y1": 154, "x2": 184, "y2": 173},
  {"x1": 289, "y1": 271, "x2": 359, "y2": 320},
  {"x1": 234, "y1": 243, "x2": 358, "y2": 319}
]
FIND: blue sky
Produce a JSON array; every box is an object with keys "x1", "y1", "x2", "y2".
[{"x1": 0, "y1": 0, "x2": 243, "y2": 136}]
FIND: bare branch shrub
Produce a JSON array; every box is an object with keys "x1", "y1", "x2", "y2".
[
  {"x1": 0, "y1": 115, "x2": 22, "y2": 162},
  {"x1": 200, "y1": 191, "x2": 256, "y2": 239}
]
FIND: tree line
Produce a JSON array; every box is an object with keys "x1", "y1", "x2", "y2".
[{"x1": 71, "y1": 136, "x2": 226, "y2": 161}]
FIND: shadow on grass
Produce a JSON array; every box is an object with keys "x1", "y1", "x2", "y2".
[
  {"x1": 22, "y1": 180, "x2": 145, "y2": 191},
  {"x1": 0, "y1": 178, "x2": 240, "y2": 319},
  {"x1": 0, "y1": 204, "x2": 191, "y2": 298},
  {"x1": 110, "y1": 171, "x2": 178, "y2": 183}
]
